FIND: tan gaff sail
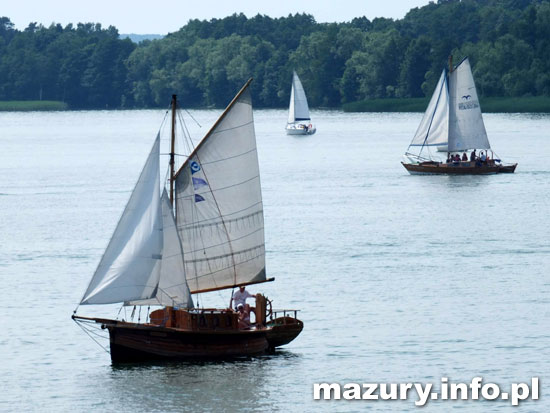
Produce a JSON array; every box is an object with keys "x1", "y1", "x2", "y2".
[
  {"x1": 174, "y1": 84, "x2": 266, "y2": 293},
  {"x1": 81, "y1": 136, "x2": 163, "y2": 305},
  {"x1": 448, "y1": 58, "x2": 490, "y2": 152}
]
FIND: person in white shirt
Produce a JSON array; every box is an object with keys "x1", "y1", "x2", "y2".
[{"x1": 230, "y1": 285, "x2": 255, "y2": 310}]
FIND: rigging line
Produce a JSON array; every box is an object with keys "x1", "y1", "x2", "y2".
[
  {"x1": 187, "y1": 175, "x2": 260, "y2": 196},
  {"x1": 198, "y1": 147, "x2": 258, "y2": 166},
  {"x1": 186, "y1": 244, "x2": 264, "y2": 264},
  {"x1": 163, "y1": 166, "x2": 170, "y2": 191},
  {"x1": 419, "y1": 70, "x2": 447, "y2": 157},
  {"x1": 178, "y1": 203, "x2": 263, "y2": 227},
  {"x1": 75, "y1": 321, "x2": 109, "y2": 340},
  {"x1": 73, "y1": 319, "x2": 110, "y2": 354},
  {"x1": 184, "y1": 108, "x2": 202, "y2": 128},
  {"x1": 178, "y1": 109, "x2": 196, "y2": 158},
  {"x1": 210, "y1": 120, "x2": 254, "y2": 135},
  {"x1": 184, "y1": 228, "x2": 264, "y2": 255},
  {"x1": 158, "y1": 108, "x2": 170, "y2": 137},
  {"x1": 191, "y1": 251, "x2": 265, "y2": 279}
]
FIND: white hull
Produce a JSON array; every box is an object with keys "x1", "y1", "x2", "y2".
[{"x1": 285, "y1": 123, "x2": 316, "y2": 135}]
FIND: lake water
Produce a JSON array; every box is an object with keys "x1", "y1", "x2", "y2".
[{"x1": 1, "y1": 108, "x2": 548, "y2": 412}]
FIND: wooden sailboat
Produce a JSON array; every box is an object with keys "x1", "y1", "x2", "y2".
[
  {"x1": 73, "y1": 80, "x2": 303, "y2": 362},
  {"x1": 286, "y1": 71, "x2": 316, "y2": 135},
  {"x1": 402, "y1": 57, "x2": 517, "y2": 174}
]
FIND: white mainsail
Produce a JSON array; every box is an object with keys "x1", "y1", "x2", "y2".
[
  {"x1": 448, "y1": 58, "x2": 490, "y2": 152},
  {"x1": 288, "y1": 71, "x2": 311, "y2": 123},
  {"x1": 128, "y1": 189, "x2": 193, "y2": 308},
  {"x1": 174, "y1": 84, "x2": 266, "y2": 293},
  {"x1": 81, "y1": 135, "x2": 162, "y2": 305},
  {"x1": 409, "y1": 70, "x2": 449, "y2": 148}
]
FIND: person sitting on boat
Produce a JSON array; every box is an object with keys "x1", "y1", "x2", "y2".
[
  {"x1": 230, "y1": 285, "x2": 255, "y2": 311},
  {"x1": 237, "y1": 303, "x2": 251, "y2": 329},
  {"x1": 480, "y1": 151, "x2": 487, "y2": 163},
  {"x1": 462, "y1": 152, "x2": 468, "y2": 161},
  {"x1": 446, "y1": 153, "x2": 452, "y2": 163},
  {"x1": 454, "y1": 154, "x2": 461, "y2": 162},
  {"x1": 470, "y1": 149, "x2": 477, "y2": 162}
]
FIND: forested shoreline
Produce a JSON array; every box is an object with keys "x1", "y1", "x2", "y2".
[{"x1": 1, "y1": 0, "x2": 550, "y2": 110}]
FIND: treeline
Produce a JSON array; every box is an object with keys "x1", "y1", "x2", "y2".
[{"x1": 1, "y1": 0, "x2": 550, "y2": 109}]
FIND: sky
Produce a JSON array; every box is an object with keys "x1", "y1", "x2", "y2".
[{"x1": 3, "y1": 0, "x2": 433, "y2": 34}]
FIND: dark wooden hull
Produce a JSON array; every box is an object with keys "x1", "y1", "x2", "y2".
[
  {"x1": 106, "y1": 321, "x2": 269, "y2": 363},
  {"x1": 266, "y1": 317, "x2": 304, "y2": 350},
  {"x1": 402, "y1": 161, "x2": 517, "y2": 175},
  {"x1": 73, "y1": 308, "x2": 304, "y2": 363}
]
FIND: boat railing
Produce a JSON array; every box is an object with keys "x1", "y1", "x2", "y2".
[{"x1": 270, "y1": 309, "x2": 299, "y2": 320}]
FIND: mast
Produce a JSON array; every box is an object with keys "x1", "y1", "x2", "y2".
[{"x1": 170, "y1": 94, "x2": 176, "y2": 206}]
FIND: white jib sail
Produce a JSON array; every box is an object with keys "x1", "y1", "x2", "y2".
[
  {"x1": 288, "y1": 71, "x2": 311, "y2": 123},
  {"x1": 448, "y1": 58, "x2": 490, "y2": 152},
  {"x1": 128, "y1": 189, "x2": 194, "y2": 308},
  {"x1": 409, "y1": 70, "x2": 449, "y2": 147},
  {"x1": 175, "y1": 85, "x2": 266, "y2": 293},
  {"x1": 81, "y1": 135, "x2": 162, "y2": 305}
]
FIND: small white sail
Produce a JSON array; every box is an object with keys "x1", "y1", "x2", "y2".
[
  {"x1": 81, "y1": 135, "x2": 163, "y2": 305},
  {"x1": 288, "y1": 71, "x2": 311, "y2": 123},
  {"x1": 409, "y1": 70, "x2": 449, "y2": 148},
  {"x1": 128, "y1": 189, "x2": 194, "y2": 308},
  {"x1": 448, "y1": 58, "x2": 490, "y2": 152},
  {"x1": 175, "y1": 84, "x2": 266, "y2": 293}
]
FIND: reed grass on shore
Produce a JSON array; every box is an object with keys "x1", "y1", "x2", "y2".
[
  {"x1": 343, "y1": 96, "x2": 550, "y2": 113},
  {"x1": 0, "y1": 101, "x2": 68, "y2": 111}
]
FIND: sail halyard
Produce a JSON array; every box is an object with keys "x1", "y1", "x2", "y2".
[{"x1": 174, "y1": 79, "x2": 267, "y2": 295}]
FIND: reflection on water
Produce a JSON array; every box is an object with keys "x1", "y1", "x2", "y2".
[{"x1": 104, "y1": 354, "x2": 301, "y2": 412}]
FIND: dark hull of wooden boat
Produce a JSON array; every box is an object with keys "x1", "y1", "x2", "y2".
[
  {"x1": 402, "y1": 161, "x2": 517, "y2": 175},
  {"x1": 265, "y1": 317, "x2": 304, "y2": 350},
  {"x1": 106, "y1": 322, "x2": 269, "y2": 363},
  {"x1": 497, "y1": 164, "x2": 517, "y2": 173}
]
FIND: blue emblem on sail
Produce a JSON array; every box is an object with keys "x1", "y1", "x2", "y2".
[
  {"x1": 194, "y1": 194, "x2": 205, "y2": 203},
  {"x1": 190, "y1": 161, "x2": 201, "y2": 174},
  {"x1": 192, "y1": 177, "x2": 207, "y2": 190}
]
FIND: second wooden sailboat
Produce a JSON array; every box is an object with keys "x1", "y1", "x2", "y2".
[{"x1": 402, "y1": 57, "x2": 517, "y2": 174}]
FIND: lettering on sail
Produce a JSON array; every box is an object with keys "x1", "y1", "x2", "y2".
[{"x1": 458, "y1": 95, "x2": 479, "y2": 110}]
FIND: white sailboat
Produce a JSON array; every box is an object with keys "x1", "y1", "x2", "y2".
[
  {"x1": 286, "y1": 71, "x2": 316, "y2": 135},
  {"x1": 402, "y1": 57, "x2": 517, "y2": 174},
  {"x1": 73, "y1": 80, "x2": 303, "y2": 362}
]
